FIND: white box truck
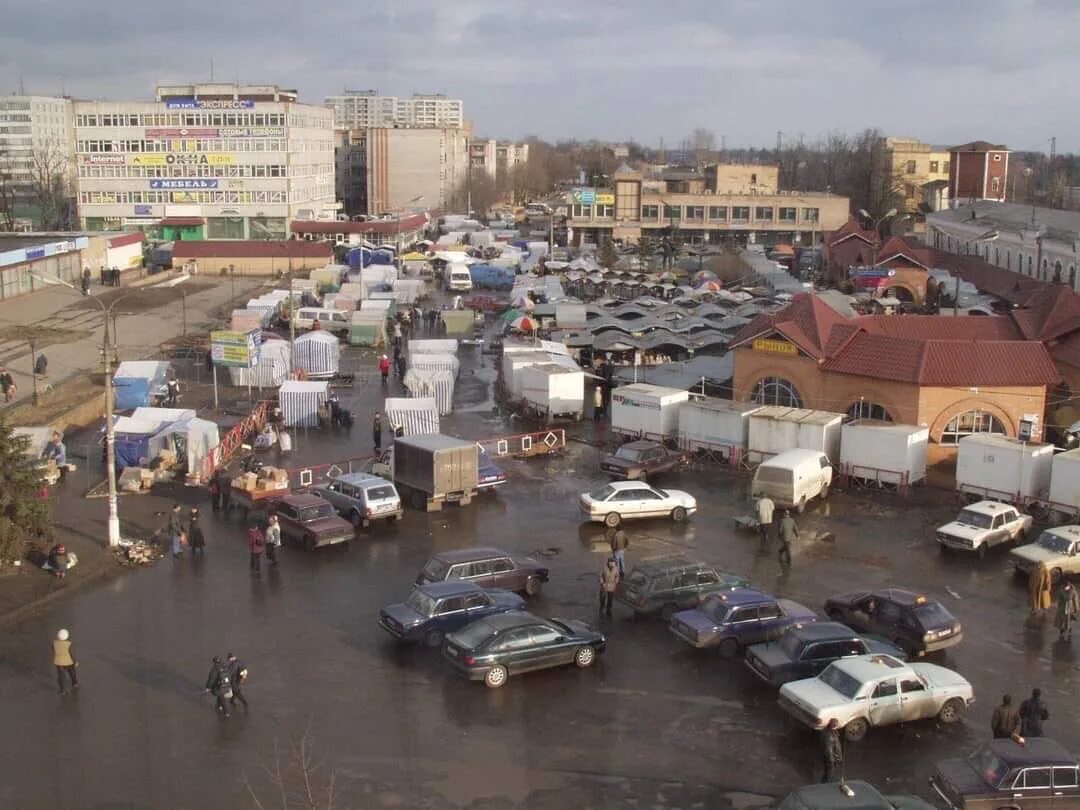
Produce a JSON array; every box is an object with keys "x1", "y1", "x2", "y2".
[
  {"x1": 678, "y1": 399, "x2": 762, "y2": 462},
  {"x1": 955, "y1": 434, "x2": 1054, "y2": 504},
  {"x1": 501, "y1": 351, "x2": 551, "y2": 398},
  {"x1": 520, "y1": 363, "x2": 585, "y2": 420},
  {"x1": 747, "y1": 406, "x2": 845, "y2": 464},
  {"x1": 1048, "y1": 448, "x2": 1080, "y2": 520},
  {"x1": 610, "y1": 384, "x2": 690, "y2": 440},
  {"x1": 839, "y1": 421, "x2": 929, "y2": 486}
]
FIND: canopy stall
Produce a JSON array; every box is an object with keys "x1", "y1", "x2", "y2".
[
  {"x1": 293, "y1": 332, "x2": 340, "y2": 379},
  {"x1": 112, "y1": 361, "x2": 172, "y2": 410},
  {"x1": 229, "y1": 339, "x2": 291, "y2": 388},
  {"x1": 383, "y1": 397, "x2": 440, "y2": 436},
  {"x1": 278, "y1": 380, "x2": 329, "y2": 427},
  {"x1": 148, "y1": 416, "x2": 220, "y2": 475}
]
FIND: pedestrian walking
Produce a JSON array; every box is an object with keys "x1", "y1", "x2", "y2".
[
  {"x1": 609, "y1": 527, "x2": 629, "y2": 575},
  {"x1": 80, "y1": 267, "x2": 91, "y2": 296},
  {"x1": 1019, "y1": 688, "x2": 1049, "y2": 737},
  {"x1": 778, "y1": 509, "x2": 798, "y2": 568},
  {"x1": 265, "y1": 514, "x2": 281, "y2": 567},
  {"x1": 188, "y1": 507, "x2": 205, "y2": 555},
  {"x1": 373, "y1": 412, "x2": 383, "y2": 452},
  {"x1": 208, "y1": 476, "x2": 220, "y2": 511},
  {"x1": 166, "y1": 375, "x2": 180, "y2": 407},
  {"x1": 599, "y1": 557, "x2": 620, "y2": 617},
  {"x1": 1054, "y1": 581, "x2": 1080, "y2": 640},
  {"x1": 395, "y1": 353, "x2": 406, "y2": 380},
  {"x1": 756, "y1": 495, "x2": 775, "y2": 550},
  {"x1": 1030, "y1": 562, "x2": 1053, "y2": 616},
  {"x1": 204, "y1": 656, "x2": 233, "y2": 718},
  {"x1": 593, "y1": 384, "x2": 604, "y2": 422},
  {"x1": 53, "y1": 629, "x2": 79, "y2": 694},
  {"x1": 218, "y1": 469, "x2": 232, "y2": 513},
  {"x1": 821, "y1": 718, "x2": 843, "y2": 783},
  {"x1": 168, "y1": 503, "x2": 185, "y2": 558},
  {"x1": 248, "y1": 525, "x2": 266, "y2": 573},
  {"x1": 991, "y1": 694, "x2": 1020, "y2": 739},
  {"x1": 0, "y1": 366, "x2": 14, "y2": 402},
  {"x1": 226, "y1": 653, "x2": 249, "y2": 710},
  {"x1": 379, "y1": 354, "x2": 391, "y2": 385}
]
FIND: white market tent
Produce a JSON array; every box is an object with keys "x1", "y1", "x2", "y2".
[
  {"x1": 404, "y1": 369, "x2": 454, "y2": 415},
  {"x1": 229, "y1": 339, "x2": 291, "y2": 389},
  {"x1": 149, "y1": 416, "x2": 220, "y2": 475},
  {"x1": 293, "y1": 331, "x2": 340, "y2": 379},
  {"x1": 408, "y1": 352, "x2": 460, "y2": 377},
  {"x1": 383, "y1": 397, "x2": 440, "y2": 436},
  {"x1": 278, "y1": 380, "x2": 329, "y2": 427},
  {"x1": 408, "y1": 339, "x2": 459, "y2": 354}
]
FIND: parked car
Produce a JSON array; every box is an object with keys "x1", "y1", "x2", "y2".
[
  {"x1": 379, "y1": 582, "x2": 524, "y2": 647},
  {"x1": 272, "y1": 493, "x2": 354, "y2": 550},
  {"x1": 579, "y1": 480, "x2": 697, "y2": 528},
  {"x1": 477, "y1": 457, "x2": 507, "y2": 491},
  {"x1": 1010, "y1": 524, "x2": 1080, "y2": 583},
  {"x1": 416, "y1": 547, "x2": 549, "y2": 597},
  {"x1": 616, "y1": 554, "x2": 749, "y2": 619},
  {"x1": 669, "y1": 588, "x2": 817, "y2": 657},
  {"x1": 930, "y1": 737, "x2": 1080, "y2": 808},
  {"x1": 936, "y1": 500, "x2": 1032, "y2": 557},
  {"x1": 824, "y1": 589, "x2": 963, "y2": 657},
  {"x1": 744, "y1": 621, "x2": 906, "y2": 688},
  {"x1": 778, "y1": 654, "x2": 974, "y2": 741},
  {"x1": 442, "y1": 610, "x2": 605, "y2": 689},
  {"x1": 600, "y1": 440, "x2": 684, "y2": 481},
  {"x1": 778, "y1": 781, "x2": 935, "y2": 809},
  {"x1": 313, "y1": 471, "x2": 402, "y2": 528}
]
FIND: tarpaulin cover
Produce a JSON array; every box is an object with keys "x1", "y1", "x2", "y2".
[
  {"x1": 113, "y1": 361, "x2": 171, "y2": 411},
  {"x1": 229, "y1": 339, "x2": 291, "y2": 388},
  {"x1": 149, "y1": 416, "x2": 220, "y2": 474},
  {"x1": 408, "y1": 352, "x2": 459, "y2": 377}
]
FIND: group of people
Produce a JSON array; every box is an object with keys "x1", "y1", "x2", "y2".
[
  {"x1": 166, "y1": 502, "x2": 205, "y2": 557},
  {"x1": 755, "y1": 495, "x2": 800, "y2": 568},
  {"x1": 204, "y1": 653, "x2": 249, "y2": 718},
  {"x1": 597, "y1": 528, "x2": 629, "y2": 617},
  {"x1": 246, "y1": 514, "x2": 281, "y2": 572},
  {"x1": 991, "y1": 688, "x2": 1051, "y2": 740},
  {"x1": 1028, "y1": 563, "x2": 1080, "y2": 641},
  {"x1": 96, "y1": 266, "x2": 123, "y2": 287}
]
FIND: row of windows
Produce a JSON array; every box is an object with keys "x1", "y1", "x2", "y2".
[
  {"x1": 573, "y1": 204, "x2": 819, "y2": 224},
  {"x1": 78, "y1": 139, "x2": 288, "y2": 153},
  {"x1": 78, "y1": 165, "x2": 288, "y2": 179},
  {"x1": 80, "y1": 190, "x2": 287, "y2": 204},
  {"x1": 905, "y1": 159, "x2": 950, "y2": 174},
  {"x1": 75, "y1": 112, "x2": 296, "y2": 128},
  {"x1": 934, "y1": 230, "x2": 1078, "y2": 292}
]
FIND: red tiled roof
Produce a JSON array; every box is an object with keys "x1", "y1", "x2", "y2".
[
  {"x1": 728, "y1": 293, "x2": 850, "y2": 359},
  {"x1": 107, "y1": 231, "x2": 144, "y2": 249},
  {"x1": 1050, "y1": 330, "x2": 1080, "y2": 369},
  {"x1": 290, "y1": 214, "x2": 429, "y2": 236},
  {"x1": 822, "y1": 333, "x2": 927, "y2": 383},
  {"x1": 171, "y1": 240, "x2": 332, "y2": 259},
  {"x1": 856, "y1": 314, "x2": 1021, "y2": 341},
  {"x1": 876, "y1": 235, "x2": 931, "y2": 269},
  {"x1": 1011, "y1": 284, "x2": 1080, "y2": 342}
]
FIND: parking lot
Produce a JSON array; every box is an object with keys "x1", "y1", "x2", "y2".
[{"x1": 3, "y1": 329, "x2": 1080, "y2": 808}]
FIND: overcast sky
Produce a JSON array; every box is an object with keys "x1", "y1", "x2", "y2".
[{"x1": 3, "y1": 0, "x2": 1077, "y2": 152}]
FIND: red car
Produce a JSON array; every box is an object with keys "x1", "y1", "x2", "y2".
[{"x1": 464, "y1": 294, "x2": 509, "y2": 313}]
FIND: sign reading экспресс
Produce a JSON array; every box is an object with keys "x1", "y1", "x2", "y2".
[{"x1": 165, "y1": 99, "x2": 255, "y2": 110}]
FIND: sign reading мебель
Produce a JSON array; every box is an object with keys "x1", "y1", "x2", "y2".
[
  {"x1": 166, "y1": 99, "x2": 255, "y2": 109},
  {"x1": 149, "y1": 179, "x2": 218, "y2": 190},
  {"x1": 210, "y1": 330, "x2": 261, "y2": 368}
]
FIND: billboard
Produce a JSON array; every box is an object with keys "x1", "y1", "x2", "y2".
[
  {"x1": 132, "y1": 153, "x2": 234, "y2": 167},
  {"x1": 81, "y1": 154, "x2": 126, "y2": 165},
  {"x1": 571, "y1": 188, "x2": 596, "y2": 205},
  {"x1": 219, "y1": 127, "x2": 284, "y2": 138},
  {"x1": 210, "y1": 330, "x2": 261, "y2": 368},
  {"x1": 145, "y1": 128, "x2": 219, "y2": 139},
  {"x1": 150, "y1": 179, "x2": 218, "y2": 190}
]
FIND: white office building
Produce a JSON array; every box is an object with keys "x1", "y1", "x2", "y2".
[
  {"x1": 0, "y1": 95, "x2": 76, "y2": 228},
  {"x1": 73, "y1": 83, "x2": 335, "y2": 239},
  {"x1": 326, "y1": 91, "x2": 464, "y2": 130}
]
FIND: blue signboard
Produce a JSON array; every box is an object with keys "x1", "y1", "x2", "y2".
[
  {"x1": 150, "y1": 179, "x2": 218, "y2": 190},
  {"x1": 165, "y1": 99, "x2": 255, "y2": 110},
  {"x1": 134, "y1": 205, "x2": 153, "y2": 216},
  {"x1": 571, "y1": 188, "x2": 596, "y2": 205},
  {"x1": 26, "y1": 247, "x2": 46, "y2": 260}
]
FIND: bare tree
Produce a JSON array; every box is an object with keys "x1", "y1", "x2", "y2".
[
  {"x1": 28, "y1": 137, "x2": 73, "y2": 230},
  {"x1": 243, "y1": 728, "x2": 337, "y2": 810},
  {"x1": 688, "y1": 128, "x2": 717, "y2": 166},
  {"x1": 447, "y1": 170, "x2": 498, "y2": 217}
]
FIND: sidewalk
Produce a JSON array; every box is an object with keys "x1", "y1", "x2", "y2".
[{"x1": 0, "y1": 271, "x2": 265, "y2": 412}]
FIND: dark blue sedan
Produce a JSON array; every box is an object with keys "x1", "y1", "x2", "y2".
[
  {"x1": 477, "y1": 457, "x2": 507, "y2": 491},
  {"x1": 669, "y1": 587, "x2": 817, "y2": 658},
  {"x1": 379, "y1": 581, "x2": 524, "y2": 648}
]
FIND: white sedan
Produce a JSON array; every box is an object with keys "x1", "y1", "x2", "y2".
[{"x1": 579, "y1": 481, "x2": 697, "y2": 528}]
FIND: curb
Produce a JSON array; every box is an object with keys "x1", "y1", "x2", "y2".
[{"x1": 0, "y1": 559, "x2": 123, "y2": 629}]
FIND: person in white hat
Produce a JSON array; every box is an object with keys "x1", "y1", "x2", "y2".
[{"x1": 53, "y1": 629, "x2": 78, "y2": 694}]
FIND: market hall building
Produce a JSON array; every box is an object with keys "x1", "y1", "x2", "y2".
[{"x1": 728, "y1": 294, "x2": 1059, "y2": 458}]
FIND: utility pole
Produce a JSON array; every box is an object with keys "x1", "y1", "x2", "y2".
[
  {"x1": 1050, "y1": 136, "x2": 1056, "y2": 162},
  {"x1": 102, "y1": 313, "x2": 120, "y2": 546}
]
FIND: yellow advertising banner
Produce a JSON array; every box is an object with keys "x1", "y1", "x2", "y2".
[
  {"x1": 130, "y1": 153, "x2": 234, "y2": 167},
  {"x1": 131, "y1": 154, "x2": 167, "y2": 167},
  {"x1": 595, "y1": 193, "x2": 615, "y2": 205},
  {"x1": 752, "y1": 337, "x2": 798, "y2": 355}
]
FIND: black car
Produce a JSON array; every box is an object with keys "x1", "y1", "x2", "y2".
[
  {"x1": 615, "y1": 554, "x2": 749, "y2": 619},
  {"x1": 824, "y1": 588, "x2": 962, "y2": 657},
  {"x1": 744, "y1": 621, "x2": 906, "y2": 688},
  {"x1": 930, "y1": 737, "x2": 1080, "y2": 808},
  {"x1": 779, "y1": 781, "x2": 935, "y2": 809},
  {"x1": 442, "y1": 610, "x2": 606, "y2": 689}
]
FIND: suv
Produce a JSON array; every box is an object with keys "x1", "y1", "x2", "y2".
[
  {"x1": 616, "y1": 555, "x2": 749, "y2": 619},
  {"x1": 601, "y1": 440, "x2": 684, "y2": 481},
  {"x1": 936, "y1": 500, "x2": 1032, "y2": 557},
  {"x1": 417, "y1": 547, "x2": 550, "y2": 597},
  {"x1": 824, "y1": 589, "x2": 963, "y2": 657},
  {"x1": 314, "y1": 472, "x2": 402, "y2": 528},
  {"x1": 669, "y1": 587, "x2": 817, "y2": 657},
  {"x1": 1010, "y1": 524, "x2": 1080, "y2": 583},
  {"x1": 272, "y1": 493, "x2": 354, "y2": 550}
]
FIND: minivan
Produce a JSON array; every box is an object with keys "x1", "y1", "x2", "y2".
[
  {"x1": 313, "y1": 472, "x2": 403, "y2": 528},
  {"x1": 751, "y1": 448, "x2": 832, "y2": 513},
  {"x1": 293, "y1": 307, "x2": 351, "y2": 334},
  {"x1": 447, "y1": 263, "x2": 473, "y2": 291}
]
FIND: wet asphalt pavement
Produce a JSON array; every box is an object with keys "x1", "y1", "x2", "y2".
[{"x1": 3, "y1": 329, "x2": 1080, "y2": 809}]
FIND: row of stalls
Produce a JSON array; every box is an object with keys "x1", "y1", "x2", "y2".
[
  {"x1": 110, "y1": 406, "x2": 220, "y2": 487},
  {"x1": 499, "y1": 338, "x2": 588, "y2": 421}
]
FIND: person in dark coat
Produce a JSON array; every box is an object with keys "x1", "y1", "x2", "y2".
[
  {"x1": 821, "y1": 718, "x2": 843, "y2": 783},
  {"x1": 778, "y1": 509, "x2": 799, "y2": 568},
  {"x1": 226, "y1": 653, "x2": 248, "y2": 710},
  {"x1": 218, "y1": 469, "x2": 232, "y2": 512},
  {"x1": 609, "y1": 528, "x2": 629, "y2": 575},
  {"x1": 395, "y1": 353, "x2": 406, "y2": 379},
  {"x1": 372, "y1": 412, "x2": 383, "y2": 452},
  {"x1": 991, "y1": 694, "x2": 1020, "y2": 739},
  {"x1": 248, "y1": 526, "x2": 266, "y2": 573},
  {"x1": 1054, "y1": 582, "x2": 1080, "y2": 640},
  {"x1": 204, "y1": 656, "x2": 233, "y2": 718},
  {"x1": 1019, "y1": 688, "x2": 1049, "y2": 737},
  {"x1": 188, "y1": 507, "x2": 205, "y2": 555}
]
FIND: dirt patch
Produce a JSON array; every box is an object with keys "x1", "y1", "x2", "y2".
[
  {"x1": 0, "y1": 324, "x2": 93, "y2": 348},
  {"x1": 65, "y1": 279, "x2": 219, "y2": 314},
  {"x1": 4, "y1": 373, "x2": 105, "y2": 429}
]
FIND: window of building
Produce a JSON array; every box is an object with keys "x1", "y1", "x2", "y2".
[
  {"x1": 778, "y1": 207, "x2": 797, "y2": 223},
  {"x1": 685, "y1": 205, "x2": 704, "y2": 221},
  {"x1": 708, "y1": 206, "x2": 727, "y2": 221},
  {"x1": 943, "y1": 160, "x2": 950, "y2": 174},
  {"x1": 731, "y1": 206, "x2": 750, "y2": 222},
  {"x1": 571, "y1": 204, "x2": 592, "y2": 218},
  {"x1": 595, "y1": 204, "x2": 614, "y2": 218},
  {"x1": 1027, "y1": 255, "x2": 1033, "y2": 275},
  {"x1": 755, "y1": 206, "x2": 774, "y2": 222},
  {"x1": 801, "y1": 207, "x2": 819, "y2": 223},
  {"x1": 929, "y1": 160, "x2": 939, "y2": 173},
  {"x1": 847, "y1": 401, "x2": 893, "y2": 422},
  {"x1": 905, "y1": 160, "x2": 917, "y2": 174},
  {"x1": 1006, "y1": 250, "x2": 1011, "y2": 270},
  {"x1": 1070, "y1": 266, "x2": 1077, "y2": 290},
  {"x1": 663, "y1": 204, "x2": 681, "y2": 221},
  {"x1": 750, "y1": 173, "x2": 758, "y2": 184},
  {"x1": 993, "y1": 154, "x2": 1002, "y2": 162},
  {"x1": 752, "y1": 377, "x2": 802, "y2": 408},
  {"x1": 995, "y1": 247, "x2": 1000, "y2": 265},
  {"x1": 940, "y1": 410, "x2": 1007, "y2": 445}
]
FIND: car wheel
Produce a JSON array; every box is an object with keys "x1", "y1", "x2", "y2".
[
  {"x1": 660, "y1": 603, "x2": 678, "y2": 621},
  {"x1": 938, "y1": 697, "x2": 965, "y2": 724},
  {"x1": 671, "y1": 506, "x2": 687, "y2": 523},
  {"x1": 484, "y1": 665, "x2": 508, "y2": 689},
  {"x1": 604, "y1": 512, "x2": 621, "y2": 528},
  {"x1": 796, "y1": 496, "x2": 807, "y2": 514},
  {"x1": 574, "y1": 646, "x2": 596, "y2": 668},
  {"x1": 424, "y1": 628, "x2": 444, "y2": 649},
  {"x1": 843, "y1": 717, "x2": 869, "y2": 742},
  {"x1": 350, "y1": 510, "x2": 363, "y2": 529},
  {"x1": 719, "y1": 637, "x2": 739, "y2": 659},
  {"x1": 525, "y1": 576, "x2": 542, "y2": 597}
]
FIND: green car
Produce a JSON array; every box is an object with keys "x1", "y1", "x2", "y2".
[{"x1": 615, "y1": 554, "x2": 749, "y2": 619}]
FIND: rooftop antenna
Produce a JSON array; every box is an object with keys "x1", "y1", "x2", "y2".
[
  {"x1": 18, "y1": 75, "x2": 25, "y2": 95},
  {"x1": 210, "y1": 58, "x2": 215, "y2": 82}
]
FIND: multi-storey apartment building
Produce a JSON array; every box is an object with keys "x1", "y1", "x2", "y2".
[
  {"x1": 0, "y1": 95, "x2": 75, "y2": 227},
  {"x1": 469, "y1": 139, "x2": 529, "y2": 181},
  {"x1": 325, "y1": 91, "x2": 464, "y2": 130},
  {"x1": 73, "y1": 83, "x2": 335, "y2": 239}
]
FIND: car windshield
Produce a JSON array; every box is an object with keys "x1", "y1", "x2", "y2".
[
  {"x1": 299, "y1": 504, "x2": 335, "y2": 521},
  {"x1": 702, "y1": 598, "x2": 732, "y2": 623},
  {"x1": 588, "y1": 485, "x2": 615, "y2": 501},
  {"x1": 451, "y1": 619, "x2": 498, "y2": 649},
  {"x1": 968, "y1": 746, "x2": 1010, "y2": 787},
  {"x1": 956, "y1": 509, "x2": 993, "y2": 529},
  {"x1": 405, "y1": 590, "x2": 437, "y2": 617},
  {"x1": 366, "y1": 485, "x2": 396, "y2": 501},
  {"x1": 615, "y1": 446, "x2": 646, "y2": 462},
  {"x1": 777, "y1": 632, "x2": 806, "y2": 658},
  {"x1": 913, "y1": 602, "x2": 954, "y2": 627},
  {"x1": 1036, "y1": 531, "x2": 1074, "y2": 554},
  {"x1": 422, "y1": 558, "x2": 449, "y2": 581},
  {"x1": 818, "y1": 664, "x2": 863, "y2": 699}
]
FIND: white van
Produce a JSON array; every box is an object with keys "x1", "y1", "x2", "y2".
[
  {"x1": 447, "y1": 263, "x2": 473, "y2": 292},
  {"x1": 293, "y1": 307, "x2": 351, "y2": 333},
  {"x1": 751, "y1": 448, "x2": 832, "y2": 513}
]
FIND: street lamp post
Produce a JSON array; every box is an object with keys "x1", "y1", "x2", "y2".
[{"x1": 857, "y1": 207, "x2": 910, "y2": 267}]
